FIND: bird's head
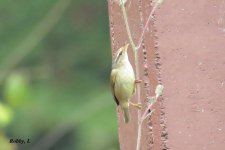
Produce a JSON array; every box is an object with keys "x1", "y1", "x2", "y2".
[{"x1": 113, "y1": 43, "x2": 129, "y2": 67}]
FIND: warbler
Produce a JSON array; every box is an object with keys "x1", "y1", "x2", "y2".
[{"x1": 110, "y1": 43, "x2": 141, "y2": 123}]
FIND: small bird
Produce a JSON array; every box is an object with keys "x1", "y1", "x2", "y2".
[{"x1": 110, "y1": 43, "x2": 141, "y2": 123}]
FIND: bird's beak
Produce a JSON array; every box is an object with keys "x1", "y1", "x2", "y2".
[{"x1": 123, "y1": 43, "x2": 129, "y2": 52}]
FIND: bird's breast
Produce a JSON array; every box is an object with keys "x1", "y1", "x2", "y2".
[{"x1": 114, "y1": 66, "x2": 135, "y2": 100}]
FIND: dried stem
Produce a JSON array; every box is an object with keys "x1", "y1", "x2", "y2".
[
  {"x1": 136, "y1": 0, "x2": 164, "y2": 50},
  {"x1": 121, "y1": 0, "x2": 136, "y2": 52},
  {"x1": 120, "y1": 1, "x2": 141, "y2": 149},
  {"x1": 119, "y1": 0, "x2": 164, "y2": 150}
]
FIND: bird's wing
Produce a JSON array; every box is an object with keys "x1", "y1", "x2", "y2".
[{"x1": 110, "y1": 69, "x2": 119, "y2": 105}]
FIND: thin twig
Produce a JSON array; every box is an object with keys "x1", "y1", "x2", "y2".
[
  {"x1": 120, "y1": 1, "x2": 142, "y2": 149},
  {"x1": 119, "y1": 1, "x2": 164, "y2": 150},
  {"x1": 120, "y1": 0, "x2": 136, "y2": 52},
  {"x1": 136, "y1": 0, "x2": 163, "y2": 50},
  {"x1": 142, "y1": 103, "x2": 153, "y2": 120},
  {"x1": 142, "y1": 109, "x2": 155, "y2": 121}
]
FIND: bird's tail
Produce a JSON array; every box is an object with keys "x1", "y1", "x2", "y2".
[{"x1": 122, "y1": 106, "x2": 130, "y2": 123}]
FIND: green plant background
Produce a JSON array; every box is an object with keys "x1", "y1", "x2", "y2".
[{"x1": 0, "y1": 0, "x2": 118, "y2": 150}]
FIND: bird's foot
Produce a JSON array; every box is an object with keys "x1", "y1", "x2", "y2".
[
  {"x1": 135, "y1": 79, "x2": 142, "y2": 84},
  {"x1": 130, "y1": 102, "x2": 142, "y2": 109}
]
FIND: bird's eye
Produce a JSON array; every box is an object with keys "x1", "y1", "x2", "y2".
[{"x1": 119, "y1": 52, "x2": 122, "y2": 56}]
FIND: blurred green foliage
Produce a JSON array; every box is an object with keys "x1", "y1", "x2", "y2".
[
  {"x1": 0, "y1": 102, "x2": 13, "y2": 128},
  {"x1": 0, "y1": 0, "x2": 118, "y2": 150},
  {"x1": 4, "y1": 73, "x2": 29, "y2": 108}
]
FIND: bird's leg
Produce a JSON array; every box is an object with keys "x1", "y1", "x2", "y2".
[
  {"x1": 135, "y1": 79, "x2": 142, "y2": 84},
  {"x1": 130, "y1": 102, "x2": 142, "y2": 109},
  {"x1": 132, "y1": 80, "x2": 142, "y2": 109}
]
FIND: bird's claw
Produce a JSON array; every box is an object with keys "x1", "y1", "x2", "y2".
[
  {"x1": 130, "y1": 102, "x2": 142, "y2": 109},
  {"x1": 135, "y1": 79, "x2": 142, "y2": 83}
]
